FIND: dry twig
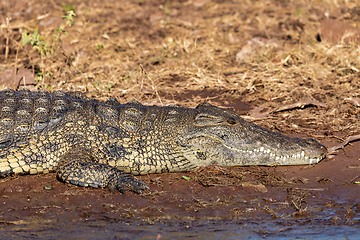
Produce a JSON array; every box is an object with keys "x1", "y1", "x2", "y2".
[
  {"x1": 139, "y1": 65, "x2": 163, "y2": 106},
  {"x1": 248, "y1": 98, "x2": 327, "y2": 119},
  {"x1": 327, "y1": 135, "x2": 360, "y2": 154},
  {"x1": 5, "y1": 17, "x2": 11, "y2": 61}
]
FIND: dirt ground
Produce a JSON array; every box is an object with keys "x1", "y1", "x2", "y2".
[{"x1": 1, "y1": 0, "x2": 360, "y2": 238}]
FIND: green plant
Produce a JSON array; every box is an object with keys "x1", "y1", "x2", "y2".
[
  {"x1": 164, "y1": 5, "x2": 171, "y2": 15},
  {"x1": 182, "y1": 176, "x2": 194, "y2": 180},
  {"x1": 21, "y1": 11, "x2": 76, "y2": 90},
  {"x1": 62, "y1": 3, "x2": 76, "y2": 12},
  {"x1": 295, "y1": 7, "x2": 303, "y2": 16},
  {"x1": 22, "y1": 11, "x2": 75, "y2": 56}
]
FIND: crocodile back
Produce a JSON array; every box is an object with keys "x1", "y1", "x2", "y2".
[
  {"x1": 0, "y1": 89, "x2": 195, "y2": 177},
  {"x1": 0, "y1": 89, "x2": 97, "y2": 176}
]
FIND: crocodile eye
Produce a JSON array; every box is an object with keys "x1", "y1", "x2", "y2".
[
  {"x1": 227, "y1": 118, "x2": 236, "y2": 125},
  {"x1": 194, "y1": 113, "x2": 226, "y2": 126}
]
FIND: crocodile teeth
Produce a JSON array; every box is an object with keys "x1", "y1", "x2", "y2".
[{"x1": 223, "y1": 144, "x2": 323, "y2": 165}]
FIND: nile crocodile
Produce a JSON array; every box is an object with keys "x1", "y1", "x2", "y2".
[{"x1": 0, "y1": 89, "x2": 327, "y2": 193}]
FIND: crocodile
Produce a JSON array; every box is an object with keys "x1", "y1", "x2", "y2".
[{"x1": 0, "y1": 89, "x2": 327, "y2": 193}]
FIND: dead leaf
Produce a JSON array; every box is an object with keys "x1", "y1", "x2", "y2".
[{"x1": 241, "y1": 182, "x2": 268, "y2": 193}]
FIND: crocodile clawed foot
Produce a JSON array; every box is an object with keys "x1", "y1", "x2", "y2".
[
  {"x1": 108, "y1": 175, "x2": 149, "y2": 194},
  {"x1": 57, "y1": 160, "x2": 150, "y2": 194}
]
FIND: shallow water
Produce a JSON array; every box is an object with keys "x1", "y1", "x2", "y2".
[{"x1": 1, "y1": 217, "x2": 360, "y2": 239}]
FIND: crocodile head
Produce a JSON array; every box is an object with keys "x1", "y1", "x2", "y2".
[{"x1": 177, "y1": 103, "x2": 327, "y2": 167}]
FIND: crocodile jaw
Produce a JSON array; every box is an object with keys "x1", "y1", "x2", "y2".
[{"x1": 220, "y1": 138, "x2": 326, "y2": 165}]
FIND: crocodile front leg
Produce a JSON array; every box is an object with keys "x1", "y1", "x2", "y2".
[{"x1": 56, "y1": 148, "x2": 149, "y2": 194}]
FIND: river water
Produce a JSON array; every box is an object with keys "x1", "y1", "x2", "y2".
[{"x1": 1, "y1": 217, "x2": 359, "y2": 239}]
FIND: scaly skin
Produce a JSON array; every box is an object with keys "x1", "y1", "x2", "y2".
[{"x1": 0, "y1": 89, "x2": 327, "y2": 193}]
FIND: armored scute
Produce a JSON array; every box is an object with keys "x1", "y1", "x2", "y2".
[{"x1": 0, "y1": 89, "x2": 327, "y2": 193}]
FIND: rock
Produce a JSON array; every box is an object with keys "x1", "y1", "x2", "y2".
[
  {"x1": 16, "y1": 68, "x2": 35, "y2": 85},
  {"x1": 0, "y1": 68, "x2": 35, "y2": 88},
  {"x1": 320, "y1": 19, "x2": 360, "y2": 45},
  {"x1": 236, "y1": 37, "x2": 282, "y2": 62}
]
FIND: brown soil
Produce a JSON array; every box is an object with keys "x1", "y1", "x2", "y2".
[{"x1": 1, "y1": 0, "x2": 360, "y2": 238}]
